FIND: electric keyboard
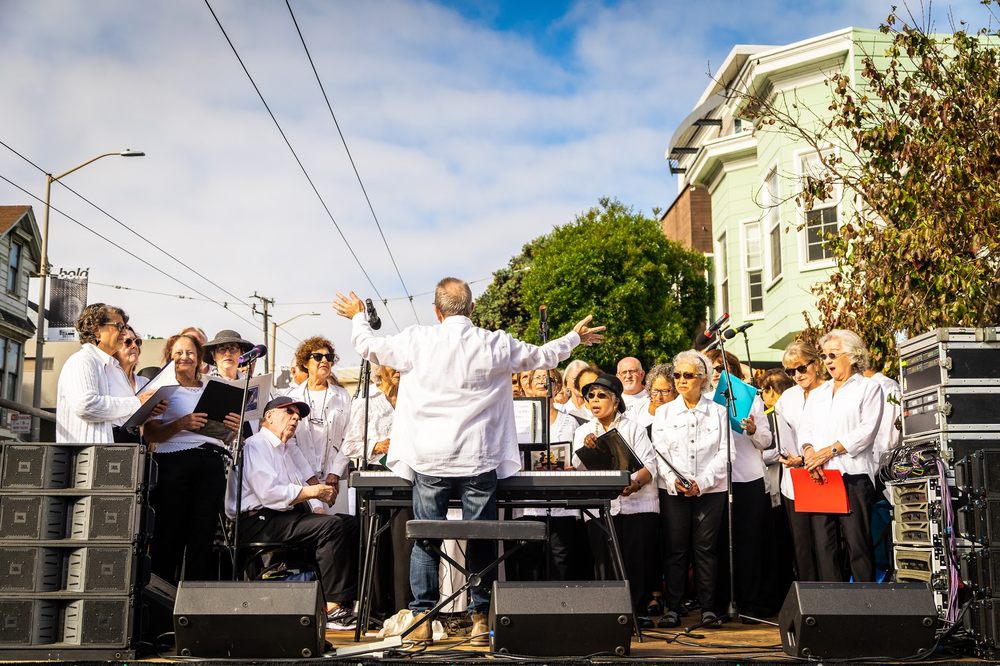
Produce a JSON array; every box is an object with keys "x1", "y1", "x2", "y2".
[{"x1": 350, "y1": 469, "x2": 630, "y2": 501}]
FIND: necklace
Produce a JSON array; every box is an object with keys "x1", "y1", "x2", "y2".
[{"x1": 305, "y1": 386, "x2": 329, "y2": 425}]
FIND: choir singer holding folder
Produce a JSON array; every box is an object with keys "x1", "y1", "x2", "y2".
[{"x1": 797, "y1": 329, "x2": 883, "y2": 583}]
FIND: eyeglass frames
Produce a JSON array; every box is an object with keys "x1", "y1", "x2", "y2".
[
  {"x1": 783, "y1": 360, "x2": 815, "y2": 377},
  {"x1": 672, "y1": 372, "x2": 704, "y2": 380},
  {"x1": 309, "y1": 352, "x2": 335, "y2": 362},
  {"x1": 121, "y1": 337, "x2": 142, "y2": 348},
  {"x1": 585, "y1": 390, "x2": 613, "y2": 400}
]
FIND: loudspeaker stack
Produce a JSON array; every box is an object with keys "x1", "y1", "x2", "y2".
[
  {"x1": 0, "y1": 442, "x2": 151, "y2": 660},
  {"x1": 890, "y1": 327, "x2": 1000, "y2": 657}
]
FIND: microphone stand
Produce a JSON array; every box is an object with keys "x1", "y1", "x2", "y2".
[
  {"x1": 359, "y1": 359, "x2": 373, "y2": 470},
  {"x1": 740, "y1": 330, "x2": 755, "y2": 387},
  {"x1": 229, "y1": 363, "x2": 255, "y2": 580},
  {"x1": 539, "y1": 310, "x2": 552, "y2": 580}
]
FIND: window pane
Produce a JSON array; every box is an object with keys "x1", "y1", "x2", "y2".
[
  {"x1": 4, "y1": 341, "x2": 19, "y2": 401},
  {"x1": 770, "y1": 225, "x2": 782, "y2": 278},
  {"x1": 747, "y1": 270, "x2": 764, "y2": 313},
  {"x1": 745, "y1": 222, "x2": 762, "y2": 270},
  {"x1": 806, "y1": 206, "x2": 838, "y2": 262},
  {"x1": 6, "y1": 242, "x2": 19, "y2": 292}
]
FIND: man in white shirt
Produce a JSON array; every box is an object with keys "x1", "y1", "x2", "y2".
[
  {"x1": 333, "y1": 277, "x2": 604, "y2": 628},
  {"x1": 617, "y1": 357, "x2": 650, "y2": 421},
  {"x1": 56, "y1": 303, "x2": 158, "y2": 443},
  {"x1": 229, "y1": 395, "x2": 358, "y2": 622}
]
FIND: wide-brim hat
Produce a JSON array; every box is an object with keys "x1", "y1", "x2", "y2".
[
  {"x1": 263, "y1": 395, "x2": 311, "y2": 419},
  {"x1": 581, "y1": 373, "x2": 626, "y2": 413},
  {"x1": 203, "y1": 329, "x2": 254, "y2": 360}
]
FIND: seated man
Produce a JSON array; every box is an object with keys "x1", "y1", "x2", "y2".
[{"x1": 228, "y1": 395, "x2": 358, "y2": 627}]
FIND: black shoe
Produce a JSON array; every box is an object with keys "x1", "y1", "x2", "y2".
[
  {"x1": 701, "y1": 611, "x2": 721, "y2": 628},
  {"x1": 637, "y1": 616, "x2": 655, "y2": 629},
  {"x1": 658, "y1": 611, "x2": 680, "y2": 628}
]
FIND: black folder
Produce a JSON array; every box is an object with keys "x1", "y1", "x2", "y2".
[{"x1": 576, "y1": 429, "x2": 643, "y2": 473}]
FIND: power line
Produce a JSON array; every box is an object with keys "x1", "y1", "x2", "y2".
[
  {"x1": 203, "y1": 0, "x2": 401, "y2": 332},
  {"x1": 0, "y1": 171, "x2": 265, "y2": 335},
  {"x1": 0, "y1": 138, "x2": 253, "y2": 310},
  {"x1": 278, "y1": 275, "x2": 496, "y2": 306},
  {"x1": 284, "y1": 0, "x2": 421, "y2": 325}
]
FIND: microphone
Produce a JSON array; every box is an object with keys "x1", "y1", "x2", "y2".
[
  {"x1": 539, "y1": 304, "x2": 548, "y2": 338},
  {"x1": 724, "y1": 322, "x2": 754, "y2": 339},
  {"x1": 704, "y1": 336, "x2": 723, "y2": 352},
  {"x1": 365, "y1": 298, "x2": 382, "y2": 331},
  {"x1": 238, "y1": 344, "x2": 267, "y2": 365},
  {"x1": 695, "y1": 312, "x2": 730, "y2": 348}
]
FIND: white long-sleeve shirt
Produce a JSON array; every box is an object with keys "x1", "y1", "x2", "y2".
[
  {"x1": 56, "y1": 344, "x2": 141, "y2": 443},
  {"x1": 868, "y1": 372, "x2": 903, "y2": 469},
  {"x1": 350, "y1": 312, "x2": 579, "y2": 481},
  {"x1": 283, "y1": 382, "x2": 352, "y2": 480},
  {"x1": 572, "y1": 417, "x2": 658, "y2": 515},
  {"x1": 651, "y1": 395, "x2": 732, "y2": 495},
  {"x1": 226, "y1": 427, "x2": 310, "y2": 517},
  {"x1": 342, "y1": 390, "x2": 394, "y2": 465},
  {"x1": 773, "y1": 384, "x2": 810, "y2": 499},
  {"x1": 731, "y1": 396, "x2": 772, "y2": 483},
  {"x1": 797, "y1": 374, "x2": 884, "y2": 480}
]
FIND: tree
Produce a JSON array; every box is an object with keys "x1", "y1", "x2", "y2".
[
  {"x1": 472, "y1": 197, "x2": 710, "y2": 369},
  {"x1": 743, "y1": 6, "x2": 1000, "y2": 371}
]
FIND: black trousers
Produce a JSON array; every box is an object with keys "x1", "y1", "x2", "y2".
[
  {"x1": 811, "y1": 473, "x2": 877, "y2": 582},
  {"x1": 760, "y1": 498, "x2": 794, "y2": 614},
  {"x1": 587, "y1": 513, "x2": 660, "y2": 614},
  {"x1": 784, "y1": 494, "x2": 818, "y2": 581},
  {"x1": 661, "y1": 490, "x2": 725, "y2": 614},
  {"x1": 149, "y1": 447, "x2": 227, "y2": 583},
  {"x1": 505, "y1": 516, "x2": 590, "y2": 582},
  {"x1": 239, "y1": 508, "x2": 359, "y2": 604},
  {"x1": 716, "y1": 478, "x2": 769, "y2": 614},
  {"x1": 389, "y1": 507, "x2": 415, "y2": 611}
]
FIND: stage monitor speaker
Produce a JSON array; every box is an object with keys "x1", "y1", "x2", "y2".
[
  {"x1": 489, "y1": 581, "x2": 632, "y2": 657},
  {"x1": 173, "y1": 581, "x2": 324, "y2": 658},
  {"x1": 779, "y1": 582, "x2": 937, "y2": 659}
]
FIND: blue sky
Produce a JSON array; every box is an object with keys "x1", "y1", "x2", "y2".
[{"x1": 0, "y1": 0, "x2": 992, "y2": 364}]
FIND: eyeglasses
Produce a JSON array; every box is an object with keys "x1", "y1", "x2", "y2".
[
  {"x1": 617, "y1": 369, "x2": 641, "y2": 376},
  {"x1": 672, "y1": 372, "x2": 704, "y2": 380},
  {"x1": 122, "y1": 337, "x2": 142, "y2": 348},
  {"x1": 309, "y1": 352, "x2": 335, "y2": 362},
  {"x1": 821, "y1": 352, "x2": 842, "y2": 362},
  {"x1": 585, "y1": 390, "x2": 612, "y2": 400},
  {"x1": 784, "y1": 360, "x2": 815, "y2": 376},
  {"x1": 650, "y1": 388, "x2": 675, "y2": 398},
  {"x1": 102, "y1": 321, "x2": 126, "y2": 332},
  {"x1": 713, "y1": 366, "x2": 725, "y2": 374},
  {"x1": 215, "y1": 343, "x2": 242, "y2": 355}
]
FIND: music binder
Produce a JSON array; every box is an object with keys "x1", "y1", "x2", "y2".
[{"x1": 575, "y1": 429, "x2": 643, "y2": 473}]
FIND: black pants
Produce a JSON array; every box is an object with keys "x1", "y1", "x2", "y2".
[
  {"x1": 760, "y1": 498, "x2": 794, "y2": 614},
  {"x1": 661, "y1": 490, "x2": 725, "y2": 614},
  {"x1": 505, "y1": 516, "x2": 590, "y2": 582},
  {"x1": 389, "y1": 507, "x2": 415, "y2": 611},
  {"x1": 150, "y1": 448, "x2": 227, "y2": 583},
  {"x1": 239, "y1": 508, "x2": 359, "y2": 604},
  {"x1": 784, "y1": 494, "x2": 818, "y2": 581},
  {"x1": 716, "y1": 478, "x2": 769, "y2": 614},
  {"x1": 587, "y1": 513, "x2": 659, "y2": 614},
  {"x1": 811, "y1": 474, "x2": 877, "y2": 582}
]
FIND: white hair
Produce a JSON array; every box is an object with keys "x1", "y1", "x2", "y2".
[
  {"x1": 672, "y1": 349, "x2": 715, "y2": 396},
  {"x1": 563, "y1": 359, "x2": 588, "y2": 383},
  {"x1": 819, "y1": 329, "x2": 870, "y2": 372}
]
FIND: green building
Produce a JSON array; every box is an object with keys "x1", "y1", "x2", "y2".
[{"x1": 662, "y1": 28, "x2": 893, "y2": 364}]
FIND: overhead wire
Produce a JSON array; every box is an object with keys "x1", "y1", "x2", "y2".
[
  {"x1": 0, "y1": 138, "x2": 254, "y2": 311},
  {"x1": 284, "y1": 0, "x2": 421, "y2": 325},
  {"x1": 203, "y1": 0, "x2": 401, "y2": 331},
  {"x1": 0, "y1": 171, "x2": 271, "y2": 339}
]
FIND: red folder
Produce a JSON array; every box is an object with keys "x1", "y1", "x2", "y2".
[{"x1": 790, "y1": 468, "x2": 850, "y2": 514}]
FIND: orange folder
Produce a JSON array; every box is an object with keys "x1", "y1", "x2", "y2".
[{"x1": 790, "y1": 468, "x2": 850, "y2": 514}]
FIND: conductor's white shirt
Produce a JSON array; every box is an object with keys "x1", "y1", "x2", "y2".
[{"x1": 350, "y1": 312, "x2": 579, "y2": 481}]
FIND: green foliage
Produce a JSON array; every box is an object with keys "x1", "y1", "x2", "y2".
[
  {"x1": 748, "y1": 7, "x2": 1000, "y2": 372},
  {"x1": 472, "y1": 198, "x2": 710, "y2": 369}
]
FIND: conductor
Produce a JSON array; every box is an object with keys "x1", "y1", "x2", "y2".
[{"x1": 333, "y1": 277, "x2": 604, "y2": 633}]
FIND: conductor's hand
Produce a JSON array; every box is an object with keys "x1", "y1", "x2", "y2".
[
  {"x1": 332, "y1": 291, "x2": 365, "y2": 320},
  {"x1": 310, "y1": 484, "x2": 336, "y2": 506},
  {"x1": 583, "y1": 433, "x2": 598, "y2": 449},
  {"x1": 573, "y1": 315, "x2": 606, "y2": 346}
]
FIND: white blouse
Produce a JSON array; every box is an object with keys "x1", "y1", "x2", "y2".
[
  {"x1": 342, "y1": 391, "x2": 394, "y2": 465},
  {"x1": 730, "y1": 396, "x2": 772, "y2": 483},
  {"x1": 56, "y1": 344, "x2": 140, "y2": 444},
  {"x1": 284, "y1": 382, "x2": 352, "y2": 480},
  {"x1": 517, "y1": 410, "x2": 581, "y2": 519},
  {"x1": 773, "y1": 384, "x2": 809, "y2": 499},
  {"x1": 572, "y1": 416, "x2": 658, "y2": 516},
  {"x1": 150, "y1": 382, "x2": 226, "y2": 454},
  {"x1": 650, "y1": 395, "x2": 732, "y2": 495}
]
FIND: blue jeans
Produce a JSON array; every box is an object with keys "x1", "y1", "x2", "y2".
[{"x1": 409, "y1": 470, "x2": 498, "y2": 614}]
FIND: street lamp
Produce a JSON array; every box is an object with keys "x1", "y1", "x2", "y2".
[
  {"x1": 31, "y1": 149, "x2": 145, "y2": 439},
  {"x1": 270, "y1": 312, "x2": 321, "y2": 372}
]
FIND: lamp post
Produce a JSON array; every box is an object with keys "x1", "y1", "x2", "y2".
[
  {"x1": 270, "y1": 312, "x2": 320, "y2": 373},
  {"x1": 31, "y1": 149, "x2": 145, "y2": 439}
]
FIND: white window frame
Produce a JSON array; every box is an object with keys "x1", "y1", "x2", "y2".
[
  {"x1": 715, "y1": 232, "x2": 730, "y2": 318},
  {"x1": 762, "y1": 166, "x2": 783, "y2": 289},
  {"x1": 741, "y1": 219, "x2": 765, "y2": 318},
  {"x1": 795, "y1": 148, "x2": 840, "y2": 271}
]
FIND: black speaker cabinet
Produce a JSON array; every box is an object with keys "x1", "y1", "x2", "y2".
[
  {"x1": 173, "y1": 581, "x2": 324, "y2": 658},
  {"x1": 779, "y1": 582, "x2": 937, "y2": 659},
  {"x1": 489, "y1": 581, "x2": 632, "y2": 656}
]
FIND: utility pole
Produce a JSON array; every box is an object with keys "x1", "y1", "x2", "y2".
[{"x1": 250, "y1": 292, "x2": 274, "y2": 374}]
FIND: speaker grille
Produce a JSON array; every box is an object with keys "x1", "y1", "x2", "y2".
[
  {"x1": 0, "y1": 496, "x2": 66, "y2": 539},
  {"x1": 0, "y1": 446, "x2": 70, "y2": 489},
  {"x1": 0, "y1": 547, "x2": 61, "y2": 592},
  {"x1": 62, "y1": 599, "x2": 129, "y2": 645},
  {"x1": 0, "y1": 600, "x2": 59, "y2": 645},
  {"x1": 74, "y1": 446, "x2": 138, "y2": 489},
  {"x1": 65, "y1": 547, "x2": 133, "y2": 593},
  {"x1": 70, "y1": 496, "x2": 135, "y2": 540}
]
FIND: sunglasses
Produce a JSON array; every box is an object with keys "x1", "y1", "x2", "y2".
[
  {"x1": 821, "y1": 352, "x2": 842, "y2": 362},
  {"x1": 122, "y1": 337, "x2": 142, "y2": 348},
  {"x1": 585, "y1": 390, "x2": 612, "y2": 400},
  {"x1": 784, "y1": 360, "x2": 815, "y2": 376},
  {"x1": 713, "y1": 366, "x2": 725, "y2": 374},
  {"x1": 103, "y1": 321, "x2": 127, "y2": 332},
  {"x1": 309, "y1": 352, "x2": 335, "y2": 362},
  {"x1": 672, "y1": 372, "x2": 704, "y2": 380}
]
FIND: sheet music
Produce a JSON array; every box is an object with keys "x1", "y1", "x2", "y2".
[
  {"x1": 513, "y1": 397, "x2": 544, "y2": 444},
  {"x1": 138, "y1": 361, "x2": 178, "y2": 394}
]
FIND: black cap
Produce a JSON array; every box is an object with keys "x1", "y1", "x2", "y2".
[
  {"x1": 581, "y1": 373, "x2": 625, "y2": 413},
  {"x1": 263, "y1": 395, "x2": 310, "y2": 419}
]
